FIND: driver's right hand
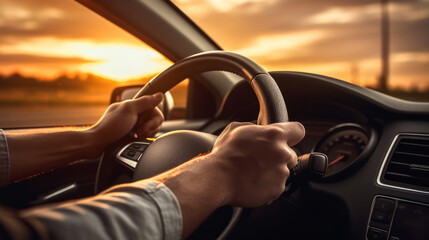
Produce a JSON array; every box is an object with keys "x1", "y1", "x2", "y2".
[{"x1": 211, "y1": 121, "x2": 305, "y2": 208}]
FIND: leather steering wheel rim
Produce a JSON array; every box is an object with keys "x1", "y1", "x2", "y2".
[{"x1": 134, "y1": 51, "x2": 288, "y2": 124}]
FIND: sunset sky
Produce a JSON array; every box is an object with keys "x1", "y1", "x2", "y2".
[{"x1": 1, "y1": 0, "x2": 428, "y2": 90}]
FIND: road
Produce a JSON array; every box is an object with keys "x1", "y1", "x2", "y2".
[{"x1": 0, "y1": 106, "x2": 107, "y2": 128}]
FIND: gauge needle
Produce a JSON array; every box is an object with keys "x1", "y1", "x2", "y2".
[{"x1": 328, "y1": 154, "x2": 346, "y2": 167}]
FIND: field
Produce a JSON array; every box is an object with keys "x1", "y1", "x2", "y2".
[
  {"x1": 0, "y1": 105, "x2": 107, "y2": 128},
  {"x1": 0, "y1": 81, "x2": 188, "y2": 128},
  {"x1": 1, "y1": 72, "x2": 427, "y2": 129}
]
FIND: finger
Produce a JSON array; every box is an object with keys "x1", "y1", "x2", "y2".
[
  {"x1": 135, "y1": 112, "x2": 164, "y2": 137},
  {"x1": 131, "y1": 93, "x2": 164, "y2": 114},
  {"x1": 222, "y1": 122, "x2": 254, "y2": 134},
  {"x1": 146, "y1": 107, "x2": 164, "y2": 127},
  {"x1": 142, "y1": 114, "x2": 163, "y2": 133},
  {"x1": 271, "y1": 122, "x2": 305, "y2": 147},
  {"x1": 135, "y1": 126, "x2": 159, "y2": 138},
  {"x1": 146, "y1": 126, "x2": 162, "y2": 138},
  {"x1": 137, "y1": 107, "x2": 163, "y2": 126},
  {"x1": 150, "y1": 107, "x2": 164, "y2": 124}
]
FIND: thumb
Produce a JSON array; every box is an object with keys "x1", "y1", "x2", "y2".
[{"x1": 131, "y1": 92, "x2": 164, "y2": 113}]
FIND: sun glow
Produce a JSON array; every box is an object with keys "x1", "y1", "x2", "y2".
[
  {"x1": 1, "y1": 38, "x2": 172, "y2": 81},
  {"x1": 80, "y1": 45, "x2": 172, "y2": 81}
]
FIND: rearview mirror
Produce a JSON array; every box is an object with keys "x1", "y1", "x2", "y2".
[{"x1": 110, "y1": 85, "x2": 174, "y2": 120}]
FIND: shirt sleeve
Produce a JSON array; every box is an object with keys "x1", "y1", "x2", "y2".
[
  {"x1": 0, "y1": 129, "x2": 10, "y2": 188},
  {"x1": 21, "y1": 180, "x2": 183, "y2": 240}
]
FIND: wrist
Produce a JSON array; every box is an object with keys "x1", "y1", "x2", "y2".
[
  {"x1": 153, "y1": 153, "x2": 232, "y2": 238},
  {"x1": 82, "y1": 127, "x2": 105, "y2": 159},
  {"x1": 156, "y1": 153, "x2": 231, "y2": 208},
  {"x1": 205, "y1": 151, "x2": 235, "y2": 206},
  {"x1": 194, "y1": 153, "x2": 232, "y2": 206}
]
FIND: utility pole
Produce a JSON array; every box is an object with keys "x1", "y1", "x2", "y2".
[{"x1": 379, "y1": 0, "x2": 390, "y2": 92}]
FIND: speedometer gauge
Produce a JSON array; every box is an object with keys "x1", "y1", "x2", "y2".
[{"x1": 314, "y1": 124, "x2": 374, "y2": 178}]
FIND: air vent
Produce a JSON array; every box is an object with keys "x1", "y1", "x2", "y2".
[{"x1": 381, "y1": 135, "x2": 429, "y2": 192}]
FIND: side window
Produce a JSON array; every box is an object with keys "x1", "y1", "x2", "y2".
[{"x1": 0, "y1": 0, "x2": 186, "y2": 129}]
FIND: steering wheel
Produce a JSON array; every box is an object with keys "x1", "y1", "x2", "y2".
[{"x1": 95, "y1": 51, "x2": 288, "y2": 239}]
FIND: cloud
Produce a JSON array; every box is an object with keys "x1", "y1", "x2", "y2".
[
  {"x1": 173, "y1": 0, "x2": 429, "y2": 89},
  {"x1": 174, "y1": 0, "x2": 382, "y2": 49},
  {"x1": 0, "y1": 0, "x2": 171, "y2": 79},
  {"x1": 207, "y1": 0, "x2": 277, "y2": 12},
  {"x1": 307, "y1": 4, "x2": 380, "y2": 24},
  {"x1": 1, "y1": 0, "x2": 428, "y2": 88},
  {"x1": 175, "y1": 0, "x2": 428, "y2": 50},
  {"x1": 0, "y1": 0, "x2": 140, "y2": 45},
  {"x1": 236, "y1": 30, "x2": 325, "y2": 58},
  {"x1": 390, "y1": 1, "x2": 429, "y2": 21}
]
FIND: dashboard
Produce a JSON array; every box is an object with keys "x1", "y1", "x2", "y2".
[
  {"x1": 3, "y1": 70, "x2": 426, "y2": 240},
  {"x1": 190, "y1": 71, "x2": 429, "y2": 240}
]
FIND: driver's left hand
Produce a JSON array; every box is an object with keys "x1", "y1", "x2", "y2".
[{"x1": 89, "y1": 92, "x2": 164, "y2": 155}]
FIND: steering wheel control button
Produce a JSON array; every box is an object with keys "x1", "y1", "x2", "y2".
[
  {"x1": 120, "y1": 150, "x2": 141, "y2": 161},
  {"x1": 374, "y1": 198, "x2": 395, "y2": 213},
  {"x1": 117, "y1": 142, "x2": 151, "y2": 168},
  {"x1": 129, "y1": 143, "x2": 147, "y2": 151},
  {"x1": 127, "y1": 150, "x2": 136, "y2": 157},
  {"x1": 367, "y1": 227, "x2": 388, "y2": 240}
]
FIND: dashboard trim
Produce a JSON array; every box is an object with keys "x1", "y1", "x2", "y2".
[{"x1": 376, "y1": 133, "x2": 429, "y2": 195}]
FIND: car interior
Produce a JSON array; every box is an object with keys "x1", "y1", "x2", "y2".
[{"x1": 1, "y1": 0, "x2": 428, "y2": 240}]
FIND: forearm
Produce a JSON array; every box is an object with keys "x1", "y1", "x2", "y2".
[
  {"x1": 6, "y1": 128, "x2": 100, "y2": 182},
  {"x1": 153, "y1": 154, "x2": 230, "y2": 238},
  {"x1": 19, "y1": 154, "x2": 223, "y2": 240},
  {"x1": 3, "y1": 94, "x2": 164, "y2": 184}
]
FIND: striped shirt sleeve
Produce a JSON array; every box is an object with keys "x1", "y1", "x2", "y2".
[{"x1": 21, "y1": 180, "x2": 183, "y2": 240}]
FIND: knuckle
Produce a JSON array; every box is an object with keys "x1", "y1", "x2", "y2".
[
  {"x1": 107, "y1": 102, "x2": 120, "y2": 111},
  {"x1": 224, "y1": 122, "x2": 253, "y2": 136},
  {"x1": 229, "y1": 122, "x2": 241, "y2": 128},
  {"x1": 142, "y1": 94, "x2": 154, "y2": 101},
  {"x1": 122, "y1": 100, "x2": 134, "y2": 111},
  {"x1": 159, "y1": 112, "x2": 165, "y2": 122},
  {"x1": 281, "y1": 165, "x2": 290, "y2": 176},
  {"x1": 229, "y1": 121, "x2": 252, "y2": 129},
  {"x1": 111, "y1": 102, "x2": 121, "y2": 107},
  {"x1": 223, "y1": 122, "x2": 237, "y2": 133},
  {"x1": 263, "y1": 126, "x2": 284, "y2": 139},
  {"x1": 280, "y1": 146, "x2": 294, "y2": 160}
]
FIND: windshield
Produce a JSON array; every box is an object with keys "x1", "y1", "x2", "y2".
[{"x1": 173, "y1": 0, "x2": 429, "y2": 102}]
